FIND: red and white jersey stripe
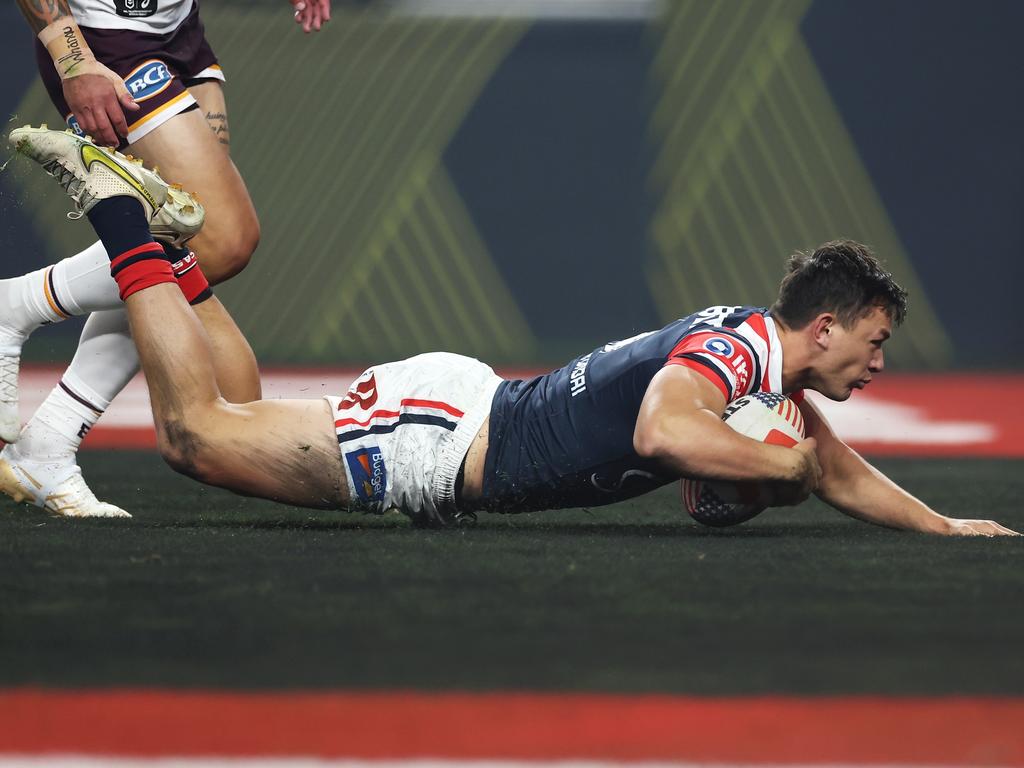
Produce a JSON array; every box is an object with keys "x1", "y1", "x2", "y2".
[{"x1": 664, "y1": 306, "x2": 785, "y2": 403}]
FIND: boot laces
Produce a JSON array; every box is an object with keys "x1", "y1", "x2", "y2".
[{"x1": 42, "y1": 159, "x2": 95, "y2": 220}]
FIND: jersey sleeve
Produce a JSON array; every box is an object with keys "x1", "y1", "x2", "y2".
[{"x1": 664, "y1": 330, "x2": 758, "y2": 402}]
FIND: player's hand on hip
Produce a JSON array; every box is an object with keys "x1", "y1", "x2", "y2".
[
  {"x1": 291, "y1": 0, "x2": 331, "y2": 33},
  {"x1": 941, "y1": 518, "x2": 1021, "y2": 537},
  {"x1": 63, "y1": 61, "x2": 139, "y2": 147}
]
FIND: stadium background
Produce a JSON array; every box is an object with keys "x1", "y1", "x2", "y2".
[
  {"x1": 1, "y1": 0, "x2": 1021, "y2": 370},
  {"x1": 2, "y1": 2, "x2": 1024, "y2": 766}
]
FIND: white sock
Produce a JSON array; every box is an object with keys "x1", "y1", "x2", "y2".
[
  {"x1": 12, "y1": 309, "x2": 139, "y2": 465},
  {"x1": 51, "y1": 240, "x2": 122, "y2": 315},
  {"x1": 0, "y1": 240, "x2": 121, "y2": 341}
]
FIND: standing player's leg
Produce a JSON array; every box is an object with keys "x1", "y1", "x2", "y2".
[
  {"x1": 139, "y1": 81, "x2": 257, "y2": 282},
  {"x1": 129, "y1": 90, "x2": 261, "y2": 403}
]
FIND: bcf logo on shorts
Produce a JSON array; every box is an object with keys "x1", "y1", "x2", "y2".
[
  {"x1": 124, "y1": 60, "x2": 173, "y2": 102},
  {"x1": 345, "y1": 446, "x2": 387, "y2": 504}
]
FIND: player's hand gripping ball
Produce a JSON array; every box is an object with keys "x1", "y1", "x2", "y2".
[{"x1": 682, "y1": 392, "x2": 805, "y2": 527}]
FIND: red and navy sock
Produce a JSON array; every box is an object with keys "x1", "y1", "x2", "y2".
[
  {"x1": 86, "y1": 198, "x2": 174, "y2": 300},
  {"x1": 162, "y1": 243, "x2": 214, "y2": 305}
]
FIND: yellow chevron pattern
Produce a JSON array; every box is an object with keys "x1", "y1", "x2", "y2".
[
  {"x1": 307, "y1": 151, "x2": 532, "y2": 360},
  {"x1": 204, "y1": 5, "x2": 535, "y2": 362},
  {"x1": 648, "y1": 0, "x2": 951, "y2": 368}
]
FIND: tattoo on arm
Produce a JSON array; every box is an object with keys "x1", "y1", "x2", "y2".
[
  {"x1": 16, "y1": 0, "x2": 73, "y2": 34},
  {"x1": 205, "y1": 111, "x2": 230, "y2": 147}
]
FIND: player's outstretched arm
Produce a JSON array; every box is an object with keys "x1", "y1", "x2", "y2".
[
  {"x1": 634, "y1": 365, "x2": 820, "y2": 504},
  {"x1": 799, "y1": 397, "x2": 1020, "y2": 536},
  {"x1": 17, "y1": 0, "x2": 138, "y2": 146}
]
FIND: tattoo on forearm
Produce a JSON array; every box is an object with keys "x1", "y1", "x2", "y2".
[
  {"x1": 205, "y1": 111, "x2": 230, "y2": 147},
  {"x1": 16, "y1": 0, "x2": 72, "y2": 33}
]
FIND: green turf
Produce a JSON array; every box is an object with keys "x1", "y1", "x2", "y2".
[{"x1": 1, "y1": 451, "x2": 1022, "y2": 694}]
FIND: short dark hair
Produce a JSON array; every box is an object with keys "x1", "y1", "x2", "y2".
[{"x1": 771, "y1": 240, "x2": 908, "y2": 329}]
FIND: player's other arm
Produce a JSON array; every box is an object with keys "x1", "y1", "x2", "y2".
[
  {"x1": 634, "y1": 365, "x2": 820, "y2": 504},
  {"x1": 17, "y1": 0, "x2": 138, "y2": 146},
  {"x1": 800, "y1": 397, "x2": 1020, "y2": 536}
]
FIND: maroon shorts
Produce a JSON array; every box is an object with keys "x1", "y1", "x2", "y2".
[{"x1": 35, "y1": 1, "x2": 224, "y2": 148}]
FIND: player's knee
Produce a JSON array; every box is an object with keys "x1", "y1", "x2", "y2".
[{"x1": 204, "y1": 215, "x2": 261, "y2": 284}]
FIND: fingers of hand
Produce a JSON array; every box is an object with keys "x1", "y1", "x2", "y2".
[
  {"x1": 108, "y1": 74, "x2": 136, "y2": 100},
  {"x1": 952, "y1": 519, "x2": 1020, "y2": 537},
  {"x1": 105, "y1": 98, "x2": 129, "y2": 141},
  {"x1": 65, "y1": 74, "x2": 131, "y2": 143},
  {"x1": 984, "y1": 521, "x2": 1021, "y2": 536},
  {"x1": 80, "y1": 112, "x2": 118, "y2": 147},
  {"x1": 294, "y1": 0, "x2": 328, "y2": 32},
  {"x1": 119, "y1": 92, "x2": 141, "y2": 111}
]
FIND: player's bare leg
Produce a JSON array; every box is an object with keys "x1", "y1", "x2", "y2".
[{"x1": 126, "y1": 283, "x2": 346, "y2": 508}]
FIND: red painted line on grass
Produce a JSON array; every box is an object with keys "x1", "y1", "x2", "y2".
[{"x1": 1, "y1": 690, "x2": 1022, "y2": 765}]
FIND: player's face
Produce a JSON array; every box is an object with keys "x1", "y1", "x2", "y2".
[{"x1": 819, "y1": 305, "x2": 892, "y2": 401}]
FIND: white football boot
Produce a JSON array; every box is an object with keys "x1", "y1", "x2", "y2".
[
  {"x1": 0, "y1": 443, "x2": 130, "y2": 518},
  {"x1": 8, "y1": 125, "x2": 204, "y2": 243}
]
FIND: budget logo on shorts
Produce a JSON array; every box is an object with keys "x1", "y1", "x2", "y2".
[
  {"x1": 345, "y1": 447, "x2": 387, "y2": 504},
  {"x1": 124, "y1": 60, "x2": 173, "y2": 102},
  {"x1": 704, "y1": 337, "x2": 734, "y2": 357}
]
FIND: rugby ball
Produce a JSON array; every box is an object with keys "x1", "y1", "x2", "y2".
[{"x1": 681, "y1": 392, "x2": 805, "y2": 527}]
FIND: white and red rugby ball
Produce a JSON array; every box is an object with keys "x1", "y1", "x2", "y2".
[{"x1": 681, "y1": 392, "x2": 805, "y2": 527}]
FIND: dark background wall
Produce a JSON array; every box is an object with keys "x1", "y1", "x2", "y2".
[
  {"x1": 2, "y1": 1, "x2": 1020, "y2": 368},
  {"x1": 802, "y1": 0, "x2": 1024, "y2": 366}
]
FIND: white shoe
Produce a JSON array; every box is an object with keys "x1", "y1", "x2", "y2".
[
  {"x1": 8, "y1": 125, "x2": 204, "y2": 246},
  {"x1": 0, "y1": 446, "x2": 131, "y2": 518}
]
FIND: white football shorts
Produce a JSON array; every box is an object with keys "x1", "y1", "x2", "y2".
[{"x1": 325, "y1": 352, "x2": 502, "y2": 525}]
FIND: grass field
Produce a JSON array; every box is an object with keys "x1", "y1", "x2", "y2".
[{"x1": 2, "y1": 451, "x2": 1022, "y2": 698}]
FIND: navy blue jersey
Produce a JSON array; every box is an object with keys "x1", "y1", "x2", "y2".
[{"x1": 481, "y1": 305, "x2": 791, "y2": 512}]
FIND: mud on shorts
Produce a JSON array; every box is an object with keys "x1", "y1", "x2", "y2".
[
  {"x1": 35, "y1": 2, "x2": 224, "y2": 147},
  {"x1": 325, "y1": 353, "x2": 503, "y2": 527}
]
